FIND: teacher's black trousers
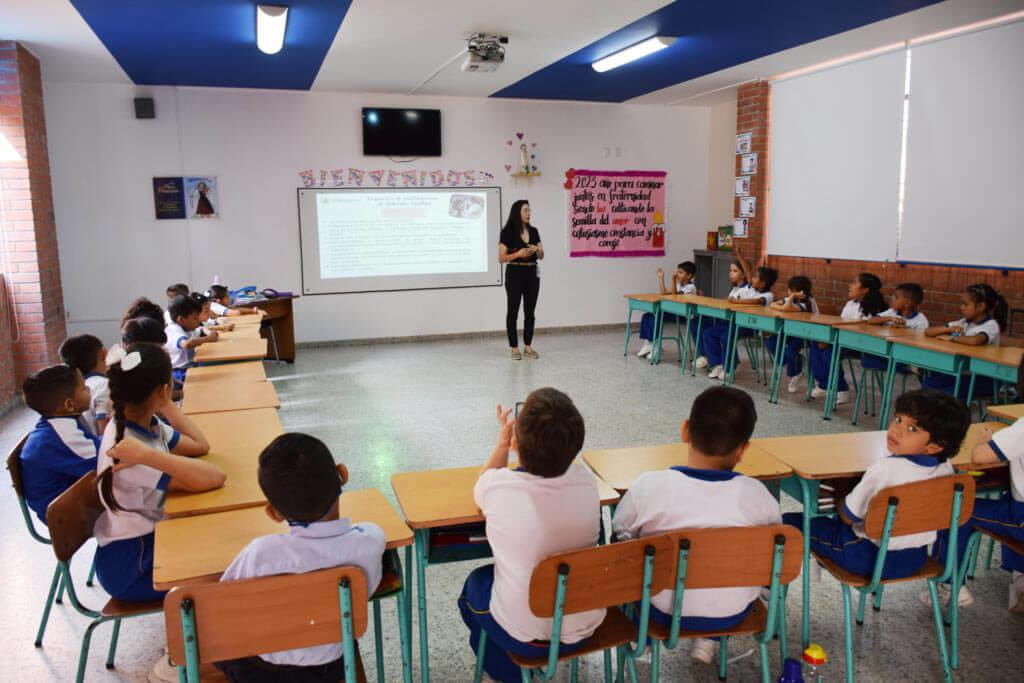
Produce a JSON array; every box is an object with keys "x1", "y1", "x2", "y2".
[{"x1": 505, "y1": 266, "x2": 539, "y2": 348}]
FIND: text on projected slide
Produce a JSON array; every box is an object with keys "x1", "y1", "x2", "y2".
[{"x1": 317, "y1": 191, "x2": 489, "y2": 278}]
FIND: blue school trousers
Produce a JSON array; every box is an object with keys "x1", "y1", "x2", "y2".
[
  {"x1": 639, "y1": 312, "x2": 700, "y2": 353},
  {"x1": 782, "y1": 513, "x2": 927, "y2": 579},
  {"x1": 459, "y1": 565, "x2": 585, "y2": 683},
  {"x1": 809, "y1": 345, "x2": 853, "y2": 392},
  {"x1": 701, "y1": 322, "x2": 752, "y2": 369},
  {"x1": 921, "y1": 372, "x2": 995, "y2": 402},
  {"x1": 931, "y1": 495, "x2": 1024, "y2": 580},
  {"x1": 94, "y1": 532, "x2": 167, "y2": 602},
  {"x1": 764, "y1": 335, "x2": 804, "y2": 378}
]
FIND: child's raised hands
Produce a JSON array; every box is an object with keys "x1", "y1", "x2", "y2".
[{"x1": 495, "y1": 404, "x2": 515, "y2": 450}]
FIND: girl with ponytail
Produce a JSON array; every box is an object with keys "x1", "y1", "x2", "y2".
[{"x1": 93, "y1": 342, "x2": 223, "y2": 603}]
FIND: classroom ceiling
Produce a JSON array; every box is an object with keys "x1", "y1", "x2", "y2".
[{"x1": 3, "y1": 0, "x2": 1023, "y2": 103}]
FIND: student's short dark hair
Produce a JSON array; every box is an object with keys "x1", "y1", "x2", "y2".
[
  {"x1": 515, "y1": 387, "x2": 585, "y2": 478},
  {"x1": 121, "y1": 297, "x2": 164, "y2": 327},
  {"x1": 258, "y1": 433, "x2": 341, "y2": 523},
  {"x1": 688, "y1": 386, "x2": 757, "y2": 456},
  {"x1": 892, "y1": 389, "x2": 970, "y2": 460},
  {"x1": 190, "y1": 292, "x2": 210, "y2": 306},
  {"x1": 166, "y1": 283, "x2": 189, "y2": 297},
  {"x1": 23, "y1": 365, "x2": 80, "y2": 416},
  {"x1": 121, "y1": 317, "x2": 167, "y2": 345},
  {"x1": 168, "y1": 295, "x2": 201, "y2": 321},
  {"x1": 788, "y1": 275, "x2": 813, "y2": 297},
  {"x1": 756, "y1": 266, "x2": 779, "y2": 292},
  {"x1": 678, "y1": 261, "x2": 696, "y2": 276},
  {"x1": 209, "y1": 284, "x2": 229, "y2": 300},
  {"x1": 895, "y1": 282, "x2": 924, "y2": 306},
  {"x1": 59, "y1": 335, "x2": 103, "y2": 376}
]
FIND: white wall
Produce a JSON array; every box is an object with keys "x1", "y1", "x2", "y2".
[
  {"x1": 706, "y1": 98, "x2": 737, "y2": 229},
  {"x1": 44, "y1": 83, "x2": 713, "y2": 343}
]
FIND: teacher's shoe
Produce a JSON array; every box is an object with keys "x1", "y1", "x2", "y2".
[
  {"x1": 524, "y1": 348, "x2": 540, "y2": 359},
  {"x1": 510, "y1": 349, "x2": 522, "y2": 360}
]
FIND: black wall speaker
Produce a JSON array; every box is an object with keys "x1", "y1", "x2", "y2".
[{"x1": 134, "y1": 97, "x2": 155, "y2": 119}]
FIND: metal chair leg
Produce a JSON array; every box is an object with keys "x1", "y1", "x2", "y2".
[
  {"x1": 105, "y1": 618, "x2": 121, "y2": 669},
  {"x1": 373, "y1": 600, "x2": 384, "y2": 683},
  {"x1": 35, "y1": 565, "x2": 63, "y2": 647}
]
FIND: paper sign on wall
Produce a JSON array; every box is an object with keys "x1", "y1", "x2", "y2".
[
  {"x1": 739, "y1": 196, "x2": 756, "y2": 217},
  {"x1": 736, "y1": 132, "x2": 752, "y2": 155},
  {"x1": 567, "y1": 169, "x2": 667, "y2": 257},
  {"x1": 735, "y1": 176, "x2": 750, "y2": 195},
  {"x1": 740, "y1": 153, "x2": 758, "y2": 175},
  {"x1": 153, "y1": 177, "x2": 185, "y2": 219},
  {"x1": 734, "y1": 217, "x2": 749, "y2": 237}
]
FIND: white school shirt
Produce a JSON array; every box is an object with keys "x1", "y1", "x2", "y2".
[
  {"x1": 947, "y1": 317, "x2": 1000, "y2": 346},
  {"x1": 82, "y1": 373, "x2": 110, "y2": 435},
  {"x1": 93, "y1": 417, "x2": 180, "y2": 545},
  {"x1": 879, "y1": 308, "x2": 929, "y2": 330},
  {"x1": 990, "y1": 419, "x2": 1024, "y2": 503},
  {"x1": 677, "y1": 282, "x2": 697, "y2": 295},
  {"x1": 787, "y1": 297, "x2": 820, "y2": 314},
  {"x1": 222, "y1": 518, "x2": 386, "y2": 666},
  {"x1": 840, "y1": 300, "x2": 869, "y2": 321},
  {"x1": 729, "y1": 283, "x2": 761, "y2": 301},
  {"x1": 474, "y1": 464, "x2": 606, "y2": 643},
  {"x1": 164, "y1": 322, "x2": 193, "y2": 369},
  {"x1": 163, "y1": 309, "x2": 172, "y2": 326},
  {"x1": 842, "y1": 455, "x2": 954, "y2": 550},
  {"x1": 612, "y1": 467, "x2": 781, "y2": 618},
  {"x1": 210, "y1": 301, "x2": 229, "y2": 316}
]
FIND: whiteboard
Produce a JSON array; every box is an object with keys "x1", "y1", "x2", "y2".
[
  {"x1": 899, "y1": 20, "x2": 1024, "y2": 268},
  {"x1": 767, "y1": 50, "x2": 906, "y2": 262}
]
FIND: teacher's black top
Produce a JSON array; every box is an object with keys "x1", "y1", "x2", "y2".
[{"x1": 500, "y1": 225, "x2": 541, "y2": 264}]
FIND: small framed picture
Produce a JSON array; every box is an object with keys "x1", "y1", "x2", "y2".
[
  {"x1": 739, "y1": 196, "x2": 756, "y2": 217},
  {"x1": 735, "y1": 176, "x2": 750, "y2": 196},
  {"x1": 734, "y1": 218, "x2": 749, "y2": 237},
  {"x1": 740, "y1": 153, "x2": 758, "y2": 175},
  {"x1": 735, "y1": 132, "x2": 752, "y2": 155}
]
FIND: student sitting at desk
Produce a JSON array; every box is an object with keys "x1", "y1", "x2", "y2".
[
  {"x1": 636, "y1": 261, "x2": 697, "y2": 358},
  {"x1": 459, "y1": 388, "x2": 605, "y2": 683},
  {"x1": 165, "y1": 295, "x2": 219, "y2": 390},
  {"x1": 613, "y1": 386, "x2": 780, "y2": 666},
  {"x1": 190, "y1": 291, "x2": 234, "y2": 333},
  {"x1": 766, "y1": 275, "x2": 819, "y2": 394},
  {"x1": 19, "y1": 365, "x2": 98, "y2": 523},
  {"x1": 209, "y1": 284, "x2": 263, "y2": 319},
  {"x1": 164, "y1": 283, "x2": 190, "y2": 325},
  {"x1": 861, "y1": 282, "x2": 929, "y2": 377},
  {"x1": 922, "y1": 283, "x2": 1008, "y2": 399},
  {"x1": 217, "y1": 433, "x2": 386, "y2": 681},
  {"x1": 59, "y1": 334, "x2": 110, "y2": 435},
  {"x1": 122, "y1": 297, "x2": 165, "y2": 329},
  {"x1": 783, "y1": 390, "x2": 970, "y2": 583},
  {"x1": 930, "y1": 357, "x2": 1024, "y2": 612},
  {"x1": 809, "y1": 273, "x2": 886, "y2": 405},
  {"x1": 121, "y1": 317, "x2": 167, "y2": 346}
]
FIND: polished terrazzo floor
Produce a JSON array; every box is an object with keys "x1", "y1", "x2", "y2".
[{"x1": 2, "y1": 329, "x2": 1021, "y2": 681}]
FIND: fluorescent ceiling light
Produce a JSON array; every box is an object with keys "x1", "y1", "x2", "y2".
[
  {"x1": 256, "y1": 4, "x2": 289, "y2": 55},
  {"x1": 592, "y1": 36, "x2": 675, "y2": 73}
]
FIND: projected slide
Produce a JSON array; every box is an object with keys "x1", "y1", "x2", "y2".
[
  {"x1": 298, "y1": 187, "x2": 503, "y2": 294},
  {"x1": 317, "y1": 191, "x2": 487, "y2": 278}
]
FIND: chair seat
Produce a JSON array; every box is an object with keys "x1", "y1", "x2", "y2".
[
  {"x1": 814, "y1": 554, "x2": 943, "y2": 588},
  {"x1": 647, "y1": 599, "x2": 768, "y2": 641},
  {"x1": 509, "y1": 607, "x2": 636, "y2": 669},
  {"x1": 979, "y1": 528, "x2": 1024, "y2": 557},
  {"x1": 101, "y1": 597, "x2": 164, "y2": 618},
  {"x1": 370, "y1": 565, "x2": 403, "y2": 601}
]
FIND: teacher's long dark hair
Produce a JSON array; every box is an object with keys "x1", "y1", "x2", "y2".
[{"x1": 502, "y1": 199, "x2": 530, "y2": 238}]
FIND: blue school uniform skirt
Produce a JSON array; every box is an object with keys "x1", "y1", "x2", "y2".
[{"x1": 94, "y1": 532, "x2": 167, "y2": 602}]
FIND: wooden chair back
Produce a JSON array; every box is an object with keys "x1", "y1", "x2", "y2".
[
  {"x1": 6, "y1": 434, "x2": 29, "y2": 498},
  {"x1": 528, "y1": 535, "x2": 677, "y2": 618},
  {"x1": 46, "y1": 471, "x2": 102, "y2": 563},
  {"x1": 164, "y1": 567, "x2": 369, "y2": 666},
  {"x1": 659, "y1": 525, "x2": 803, "y2": 589},
  {"x1": 863, "y1": 474, "x2": 975, "y2": 540}
]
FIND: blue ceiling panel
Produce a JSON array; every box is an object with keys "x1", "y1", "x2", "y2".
[
  {"x1": 71, "y1": 0, "x2": 353, "y2": 90},
  {"x1": 492, "y1": 0, "x2": 942, "y2": 102}
]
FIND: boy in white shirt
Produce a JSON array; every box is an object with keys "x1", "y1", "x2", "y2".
[
  {"x1": 459, "y1": 388, "x2": 605, "y2": 683},
  {"x1": 59, "y1": 334, "x2": 110, "y2": 435},
  {"x1": 164, "y1": 283, "x2": 189, "y2": 325},
  {"x1": 164, "y1": 295, "x2": 218, "y2": 389},
  {"x1": 637, "y1": 261, "x2": 698, "y2": 358},
  {"x1": 217, "y1": 433, "x2": 386, "y2": 680},
  {"x1": 209, "y1": 284, "x2": 263, "y2": 319},
  {"x1": 783, "y1": 390, "x2": 970, "y2": 585},
  {"x1": 613, "y1": 386, "x2": 780, "y2": 665},
  {"x1": 862, "y1": 282, "x2": 929, "y2": 376}
]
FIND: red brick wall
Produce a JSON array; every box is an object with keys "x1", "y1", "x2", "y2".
[
  {"x1": 0, "y1": 40, "x2": 67, "y2": 410},
  {"x1": 0, "y1": 279, "x2": 15, "y2": 412},
  {"x1": 732, "y1": 81, "x2": 1023, "y2": 339}
]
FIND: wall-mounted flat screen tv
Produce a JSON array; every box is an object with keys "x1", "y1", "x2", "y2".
[{"x1": 362, "y1": 107, "x2": 442, "y2": 156}]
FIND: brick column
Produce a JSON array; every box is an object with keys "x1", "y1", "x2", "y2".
[
  {"x1": 734, "y1": 80, "x2": 770, "y2": 262},
  {"x1": 0, "y1": 41, "x2": 66, "y2": 409}
]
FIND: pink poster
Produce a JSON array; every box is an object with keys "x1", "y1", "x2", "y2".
[{"x1": 567, "y1": 169, "x2": 667, "y2": 257}]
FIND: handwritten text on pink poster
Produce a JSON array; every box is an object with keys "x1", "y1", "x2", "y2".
[{"x1": 568, "y1": 169, "x2": 667, "y2": 257}]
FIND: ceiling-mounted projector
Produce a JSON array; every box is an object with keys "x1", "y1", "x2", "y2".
[{"x1": 461, "y1": 33, "x2": 507, "y2": 72}]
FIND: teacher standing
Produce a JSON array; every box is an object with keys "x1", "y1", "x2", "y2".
[{"x1": 498, "y1": 199, "x2": 544, "y2": 360}]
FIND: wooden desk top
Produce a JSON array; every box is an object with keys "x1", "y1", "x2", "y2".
[
  {"x1": 680, "y1": 294, "x2": 733, "y2": 310},
  {"x1": 391, "y1": 464, "x2": 621, "y2": 529},
  {"x1": 164, "y1": 408, "x2": 283, "y2": 519},
  {"x1": 183, "y1": 361, "x2": 266, "y2": 386},
  {"x1": 624, "y1": 293, "x2": 664, "y2": 303},
  {"x1": 760, "y1": 422, "x2": 1006, "y2": 480},
  {"x1": 582, "y1": 442, "x2": 792, "y2": 492},
  {"x1": 987, "y1": 404, "x2": 1024, "y2": 421},
  {"x1": 836, "y1": 323, "x2": 921, "y2": 340},
  {"x1": 194, "y1": 337, "x2": 268, "y2": 363},
  {"x1": 220, "y1": 315, "x2": 263, "y2": 326},
  {"x1": 773, "y1": 310, "x2": 844, "y2": 325},
  {"x1": 217, "y1": 326, "x2": 262, "y2": 340},
  {"x1": 955, "y1": 343, "x2": 1024, "y2": 366},
  {"x1": 154, "y1": 488, "x2": 412, "y2": 590},
  {"x1": 183, "y1": 380, "x2": 279, "y2": 415}
]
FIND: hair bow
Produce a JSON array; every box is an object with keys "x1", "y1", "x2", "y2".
[{"x1": 106, "y1": 346, "x2": 142, "y2": 371}]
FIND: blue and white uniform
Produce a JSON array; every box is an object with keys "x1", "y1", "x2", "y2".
[
  {"x1": 947, "y1": 316, "x2": 1000, "y2": 346},
  {"x1": 877, "y1": 308, "x2": 929, "y2": 330},
  {"x1": 210, "y1": 301, "x2": 229, "y2": 316},
  {"x1": 614, "y1": 466, "x2": 780, "y2": 626},
  {"x1": 923, "y1": 316, "x2": 1002, "y2": 397},
  {"x1": 82, "y1": 372, "x2": 110, "y2": 435},
  {"x1": 221, "y1": 518, "x2": 386, "y2": 666},
  {"x1": 93, "y1": 417, "x2": 179, "y2": 602},
  {"x1": 639, "y1": 281, "x2": 697, "y2": 342},
  {"x1": 810, "y1": 299, "x2": 869, "y2": 392},
  {"x1": 19, "y1": 416, "x2": 99, "y2": 522},
  {"x1": 702, "y1": 283, "x2": 769, "y2": 370},
  {"x1": 164, "y1": 321, "x2": 194, "y2": 385}
]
